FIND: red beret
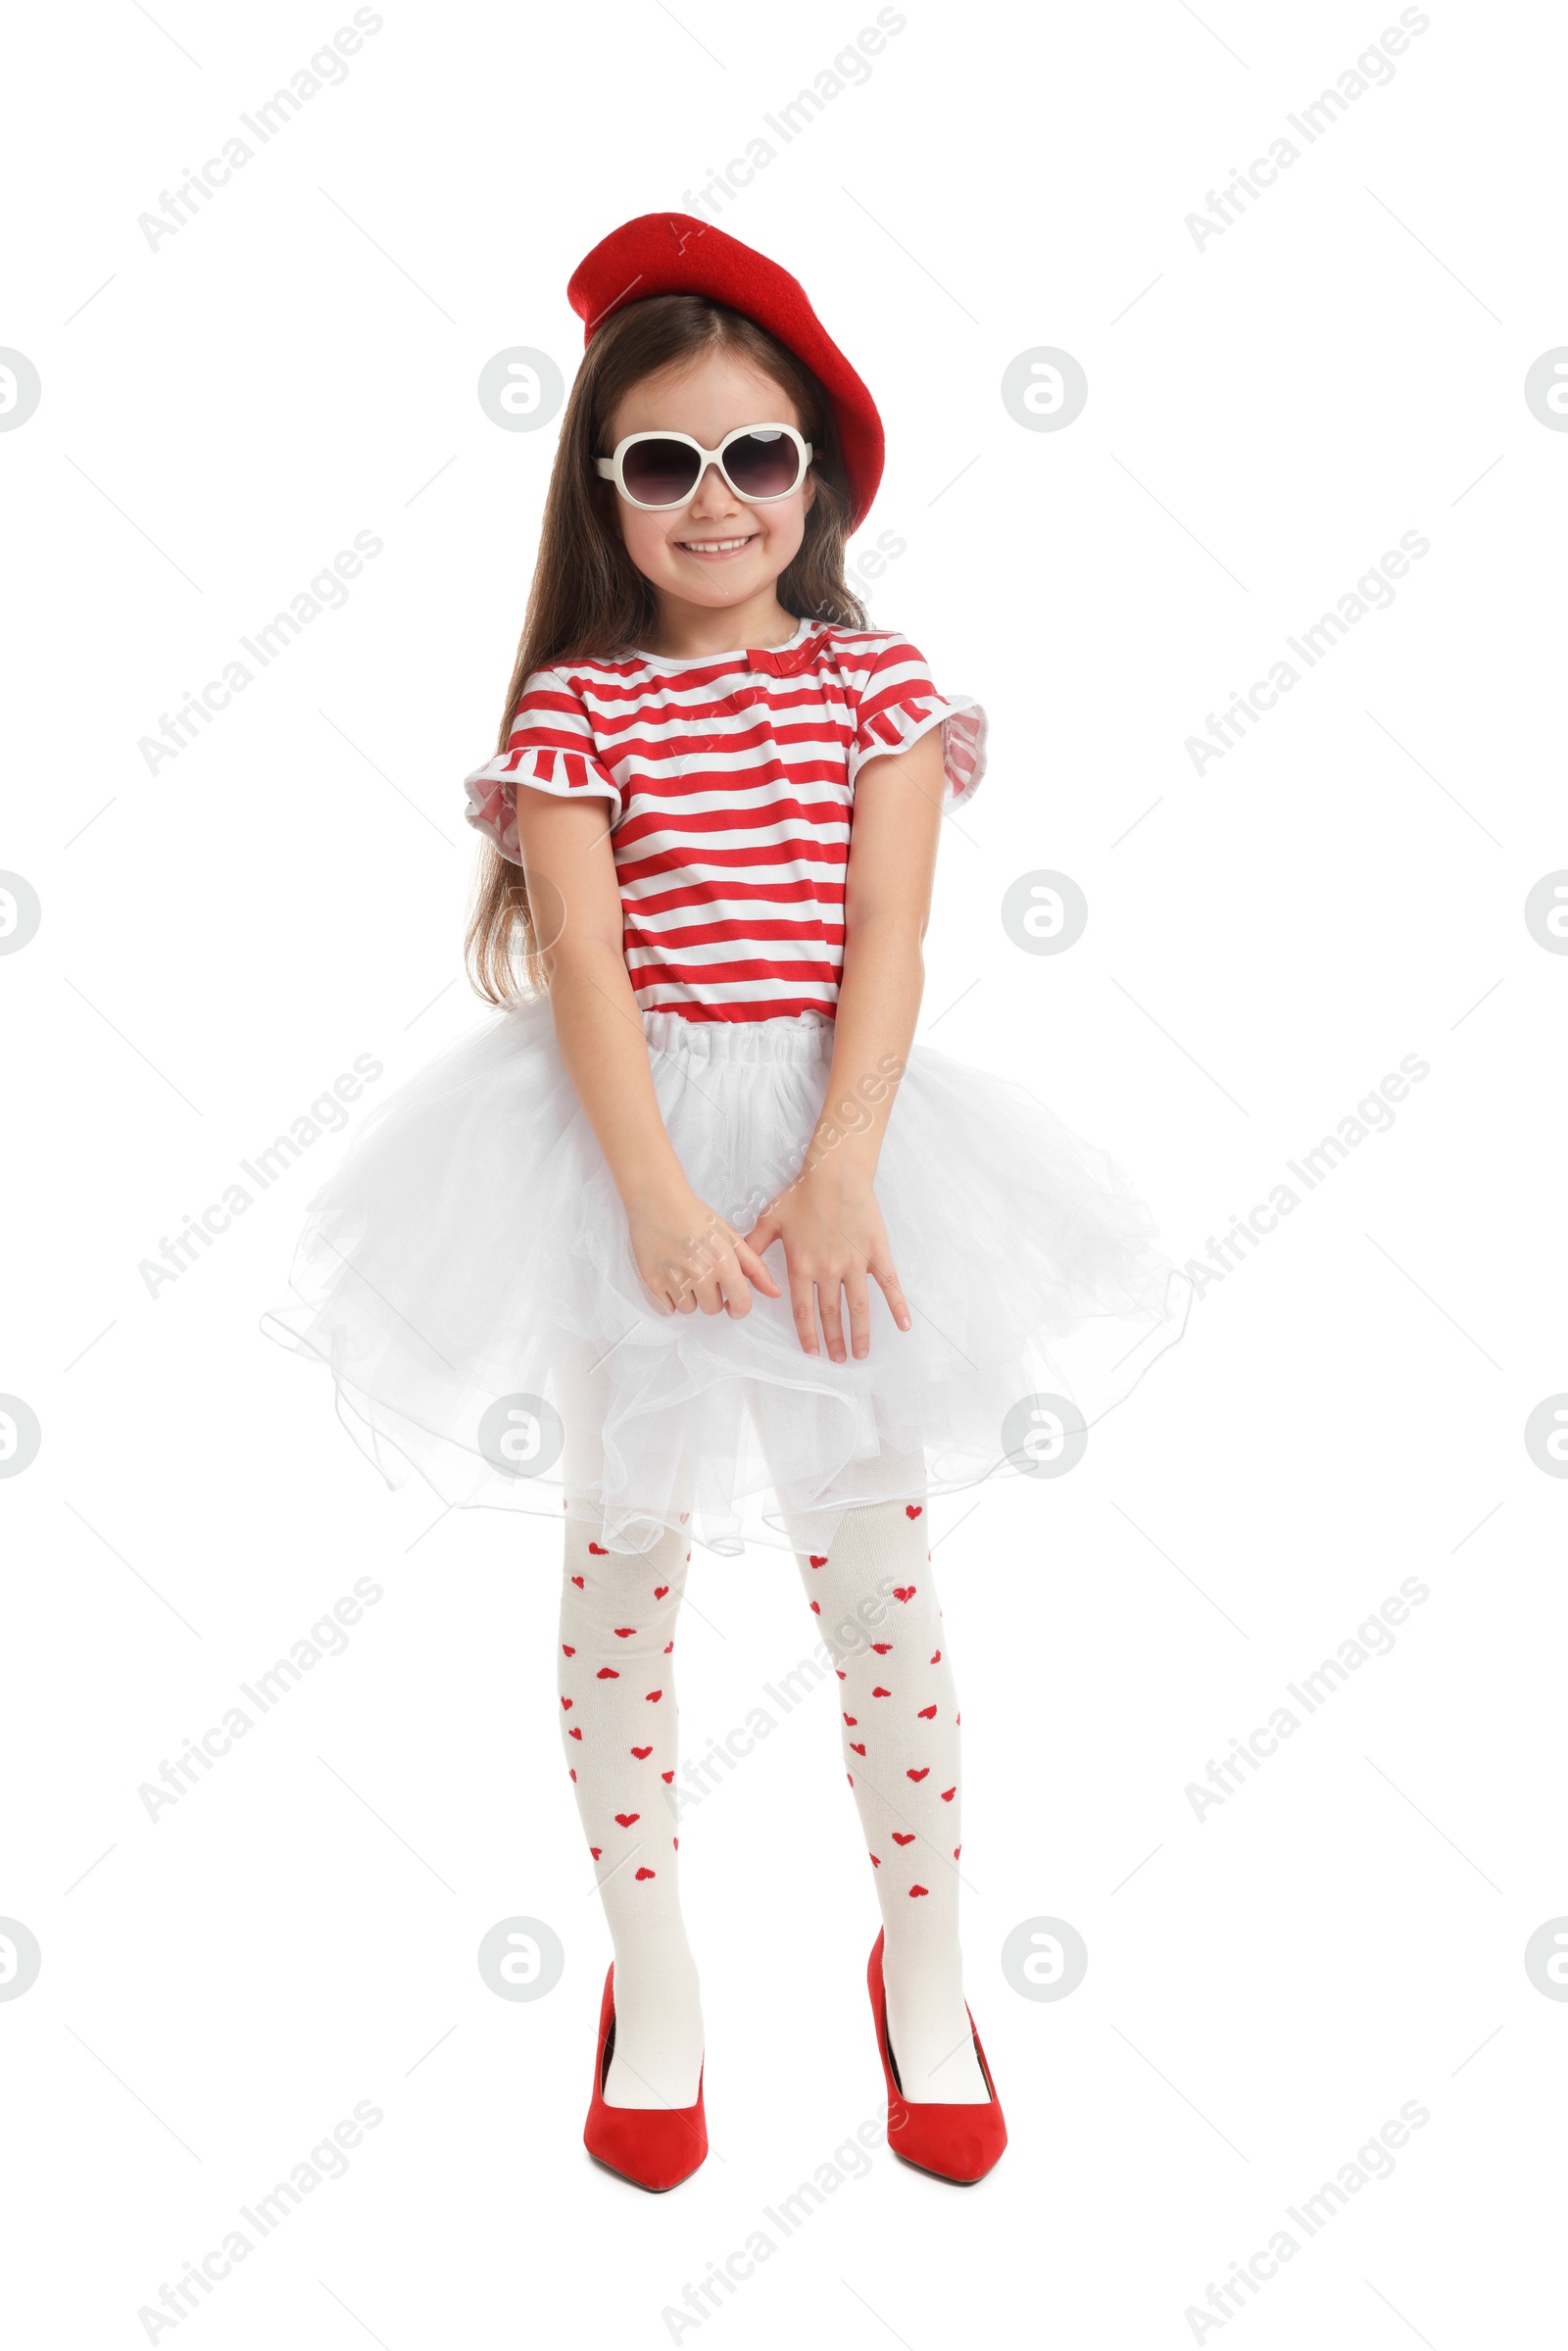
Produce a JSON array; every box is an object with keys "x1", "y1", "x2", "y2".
[{"x1": 566, "y1": 212, "x2": 884, "y2": 532}]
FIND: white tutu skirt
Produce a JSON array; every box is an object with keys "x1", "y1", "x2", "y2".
[{"x1": 263, "y1": 1000, "x2": 1190, "y2": 1557}]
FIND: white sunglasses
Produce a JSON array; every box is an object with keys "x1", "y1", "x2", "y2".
[{"x1": 594, "y1": 422, "x2": 813, "y2": 511}]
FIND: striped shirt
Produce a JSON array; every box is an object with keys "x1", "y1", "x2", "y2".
[{"x1": 464, "y1": 618, "x2": 987, "y2": 1024}]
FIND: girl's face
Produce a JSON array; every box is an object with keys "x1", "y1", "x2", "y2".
[{"x1": 603, "y1": 349, "x2": 817, "y2": 617}]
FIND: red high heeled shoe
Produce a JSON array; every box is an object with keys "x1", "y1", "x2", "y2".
[
  {"x1": 582, "y1": 1965, "x2": 708, "y2": 2191},
  {"x1": 867, "y1": 1931, "x2": 1007, "y2": 2182}
]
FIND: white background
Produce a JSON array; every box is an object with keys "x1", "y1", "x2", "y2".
[{"x1": 4, "y1": 0, "x2": 1565, "y2": 2342}]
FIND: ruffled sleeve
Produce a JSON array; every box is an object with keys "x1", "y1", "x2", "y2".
[
  {"x1": 846, "y1": 634, "x2": 988, "y2": 813},
  {"x1": 464, "y1": 667, "x2": 621, "y2": 864}
]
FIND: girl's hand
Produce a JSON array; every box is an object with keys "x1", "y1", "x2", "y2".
[
  {"x1": 628, "y1": 1180, "x2": 782, "y2": 1319},
  {"x1": 745, "y1": 1170, "x2": 911, "y2": 1362}
]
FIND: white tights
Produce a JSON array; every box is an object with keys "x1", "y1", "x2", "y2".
[
  {"x1": 554, "y1": 1378, "x2": 985, "y2": 2108},
  {"x1": 785, "y1": 1491, "x2": 988, "y2": 2102},
  {"x1": 557, "y1": 1508, "x2": 703, "y2": 2109}
]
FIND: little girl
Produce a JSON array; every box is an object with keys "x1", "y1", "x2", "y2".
[{"x1": 270, "y1": 213, "x2": 1186, "y2": 2192}]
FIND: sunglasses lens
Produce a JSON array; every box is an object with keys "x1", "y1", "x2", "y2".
[
  {"x1": 723, "y1": 430, "x2": 802, "y2": 500},
  {"x1": 620, "y1": 439, "x2": 701, "y2": 506}
]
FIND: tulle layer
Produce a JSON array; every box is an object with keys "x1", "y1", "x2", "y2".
[{"x1": 262, "y1": 1000, "x2": 1189, "y2": 1557}]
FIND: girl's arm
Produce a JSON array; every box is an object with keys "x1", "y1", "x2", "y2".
[
  {"x1": 512, "y1": 785, "x2": 780, "y2": 1319},
  {"x1": 744, "y1": 725, "x2": 946, "y2": 1362}
]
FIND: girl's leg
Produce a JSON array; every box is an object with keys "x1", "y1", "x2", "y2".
[
  {"x1": 557, "y1": 1514, "x2": 703, "y2": 2108},
  {"x1": 554, "y1": 1343, "x2": 702, "y2": 2110},
  {"x1": 790, "y1": 1486, "x2": 990, "y2": 2104}
]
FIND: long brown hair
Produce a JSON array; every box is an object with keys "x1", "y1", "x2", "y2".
[{"x1": 465, "y1": 296, "x2": 870, "y2": 1003}]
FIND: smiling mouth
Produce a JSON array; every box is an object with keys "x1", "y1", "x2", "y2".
[{"x1": 675, "y1": 534, "x2": 758, "y2": 559}]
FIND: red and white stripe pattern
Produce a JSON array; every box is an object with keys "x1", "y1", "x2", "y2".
[{"x1": 464, "y1": 621, "x2": 987, "y2": 1024}]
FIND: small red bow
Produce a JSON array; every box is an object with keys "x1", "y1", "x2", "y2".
[{"x1": 747, "y1": 627, "x2": 826, "y2": 678}]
